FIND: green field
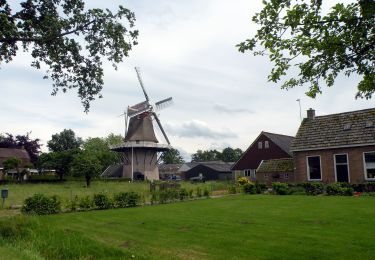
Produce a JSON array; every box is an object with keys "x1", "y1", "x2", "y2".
[
  {"x1": 0, "y1": 180, "x2": 229, "y2": 209},
  {"x1": 1, "y1": 195, "x2": 375, "y2": 259}
]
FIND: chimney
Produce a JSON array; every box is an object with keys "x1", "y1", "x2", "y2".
[{"x1": 307, "y1": 108, "x2": 315, "y2": 120}]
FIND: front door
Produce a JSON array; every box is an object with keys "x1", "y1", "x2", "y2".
[{"x1": 334, "y1": 154, "x2": 349, "y2": 182}]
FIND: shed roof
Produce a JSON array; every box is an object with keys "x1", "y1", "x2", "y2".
[
  {"x1": 186, "y1": 161, "x2": 233, "y2": 173},
  {"x1": 291, "y1": 108, "x2": 375, "y2": 151},
  {"x1": 256, "y1": 158, "x2": 294, "y2": 173}
]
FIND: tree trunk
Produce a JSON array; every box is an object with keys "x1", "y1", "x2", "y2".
[{"x1": 85, "y1": 175, "x2": 91, "y2": 187}]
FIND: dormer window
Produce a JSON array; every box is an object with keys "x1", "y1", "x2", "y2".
[
  {"x1": 365, "y1": 121, "x2": 374, "y2": 128},
  {"x1": 343, "y1": 123, "x2": 351, "y2": 131},
  {"x1": 258, "y1": 141, "x2": 263, "y2": 149}
]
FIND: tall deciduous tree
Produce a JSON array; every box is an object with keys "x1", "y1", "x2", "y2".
[
  {"x1": 83, "y1": 137, "x2": 120, "y2": 171},
  {"x1": 71, "y1": 151, "x2": 101, "y2": 187},
  {"x1": 238, "y1": 0, "x2": 375, "y2": 98},
  {"x1": 0, "y1": 0, "x2": 138, "y2": 111},
  {"x1": 220, "y1": 147, "x2": 243, "y2": 162},
  {"x1": 47, "y1": 129, "x2": 83, "y2": 152},
  {"x1": 160, "y1": 148, "x2": 184, "y2": 164}
]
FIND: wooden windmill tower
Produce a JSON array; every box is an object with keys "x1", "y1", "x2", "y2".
[{"x1": 111, "y1": 67, "x2": 172, "y2": 180}]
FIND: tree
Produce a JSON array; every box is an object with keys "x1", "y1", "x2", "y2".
[
  {"x1": 191, "y1": 149, "x2": 221, "y2": 162},
  {"x1": 71, "y1": 151, "x2": 101, "y2": 187},
  {"x1": 47, "y1": 129, "x2": 83, "y2": 152},
  {"x1": 238, "y1": 0, "x2": 375, "y2": 98},
  {"x1": 220, "y1": 147, "x2": 243, "y2": 162},
  {"x1": 83, "y1": 137, "x2": 120, "y2": 171},
  {"x1": 3, "y1": 157, "x2": 22, "y2": 180},
  {"x1": 160, "y1": 148, "x2": 184, "y2": 164},
  {"x1": 0, "y1": 0, "x2": 138, "y2": 111},
  {"x1": 0, "y1": 132, "x2": 41, "y2": 165},
  {"x1": 37, "y1": 148, "x2": 81, "y2": 180},
  {"x1": 105, "y1": 133, "x2": 123, "y2": 147}
]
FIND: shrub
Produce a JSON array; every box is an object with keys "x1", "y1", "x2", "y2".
[
  {"x1": 303, "y1": 182, "x2": 325, "y2": 196},
  {"x1": 196, "y1": 187, "x2": 203, "y2": 197},
  {"x1": 21, "y1": 194, "x2": 61, "y2": 215},
  {"x1": 179, "y1": 188, "x2": 189, "y2": 201},
  {"x1": 255, "y1": 183, "x2": 267, "y2": 194},
  {"x1": 93, "y1": 193, "x2": 113, "y2": 209},
  {"x1": 272, "y1": 182, "x2": 289, "y2": 195},
  {"x1": 127, "y1": 192, "x2": 142, "y2": 207},
  {"x1": 79, "y1": 195, "x2": 93, "y2": 210},
  {"x1": 203, "y1": 187, "x2": 211, "y2": 197},
  {"x1": 243, "y1": 182, "x2": 257, "y2": 194},
  {"x1": 188, "y1": 189, "x2": 194, "y2": 198},
  {"x1": 326, "y1": 183, "x2": 354, "y2": 196},
  {"x1": 228, "y1": 185, "x2": 237, "y2": 194},
  {"x1": 237, "y1": 177, "x2": 250, "y2": 186},
  {"x1": 67, "y1": 195, "x2": 79, "y2": 211}
]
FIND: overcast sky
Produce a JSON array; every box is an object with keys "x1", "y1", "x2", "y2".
[{"x1": 0, "y1": 0, "x2": 372, "y2": 160}]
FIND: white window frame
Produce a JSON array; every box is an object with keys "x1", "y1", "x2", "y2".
[
  {"x1": 333, "y1": 153, "x2": 350, "y2": 183},
  {"x1": 258, "y1": 141, "x2": 263, "y2": 149},
  {"x1": 264, "y1": 141, "x2": 269, "y2": 149},
  {"x1": 306, "y1": 155, "x2": 322, "y2": 181},
  {"x1": 363, "y1": 151, "x2": 375, "y2": 181},
  {"x1": 244, "y1": 169, "x2": 256, "y2": 178},
  {"x1": 244, "y1": 169, "x2": 250, "y2": 177}
]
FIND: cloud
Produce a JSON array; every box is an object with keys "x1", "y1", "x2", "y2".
[
  {"x1": 165, "y1": 120, "x2": 237, "y2": 139},
  {"x1": 213, "y1": 103, "x2": 252, "y2": 114}
]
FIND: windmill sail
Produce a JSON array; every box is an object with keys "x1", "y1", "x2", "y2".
[{"x1": 155, "y1": 97, "x2": 173, "y2": 111}]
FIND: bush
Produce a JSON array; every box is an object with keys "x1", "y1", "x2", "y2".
[
  {"x1": 179, "y1": 188, "x2": 189, "y2": 201},
  {"x1": 228, "y1": 185, "x2": 237, "y2": 194},
  {"x1": 66, "y1": 195, "x2": 79, "y2": 211},
  {"x1": 21, "y1": 194, "x2": 61, "y2": 215},
  {"x1": 114, "y1": 192, "x2": 141, "y2": 208},
  {"x1": 237, "y1": 177, "x2": 250, "y2": 185},
  {"x1": 93, "y1": 193, "x2": 113, "y2": 209},
  {"x1": 196, "y1": 187, "x2": 203, "y2": 197},
  {"x1": 243, "y1": 182, "x2": 257, "y2": 194},
  {"x1": 79, "y1": 195, "x2": 93, "y2": 210},
  {"x1": 188, "y1": 189, "x2": 194, "y2": 198},
  {"x1": 203, "y1": 187, "x2": 211, "y2": 197},
  {"x1": 302, "y1": 182, "x2": 325, "y2": 196},
  {"x1": 255, "y1": 183, "x2": 267, "y2": 194},
  {"x1": 326, "y1": 183, "x2": 354, "y2": 196},
  {"x1": 272, "y1": 182, "x2": 289, "y2": 195}
]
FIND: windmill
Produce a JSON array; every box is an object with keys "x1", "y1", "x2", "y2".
[{"x1": 110, "y1": 67, "x2": 173, "y2": 181}]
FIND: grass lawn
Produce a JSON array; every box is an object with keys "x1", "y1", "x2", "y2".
[
  {"x1": 0, "y1": 180, "x2": 229, "y2": 209},
  {"x1": 1, "y1": 195, "x2": 375, "y2": 259}
]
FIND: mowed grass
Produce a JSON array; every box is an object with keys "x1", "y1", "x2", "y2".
[
  {"x1": 0, "y1": 180, "x2": 228, "y2": 208},
  {"x1": 1, "y1": 195, "x2": 375, "y2": 259}
]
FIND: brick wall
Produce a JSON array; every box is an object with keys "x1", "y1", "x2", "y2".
[
  {"x1": 293, "y1": 145, "x2": 375, "y2": 184},
  {"x1": 257, "y1": 171, "x2": 295, "y2": 187}
]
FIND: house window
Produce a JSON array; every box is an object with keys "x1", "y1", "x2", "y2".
[
  {"x1": 265, "y1": 141, "x2": 269, "y2": 149},
  {"x1": 264, "y1": 173, "x2": 269, "y2": 180},
  {"x1": 258, "y1": 141, "x2": 263, "y2": 149},
  {"x1": 334, "y1": 154, "x2": 349, "y2": 182},
  {"x1": 244, "y1": 169, "x2": 256, "y2": 178},
  {"x1": 284, "y1": 173, "x2": 289, "y2": 179},
  {"x1": 307, "y1": 156, "x2": 322, "y2": 181},
  {"x1": 363, "y1": 152, "x2": 375, "y2": 180},
  {"x1": 244, "y1": 169, "x2": 251, "y2": 177}
]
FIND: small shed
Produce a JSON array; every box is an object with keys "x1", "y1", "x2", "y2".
[
  {"x1": 184, "y1": 161, "x2": 233, "y2": 181},
  {"x1": 256, "y1": 158, "x2": 294, "y2": 186}
]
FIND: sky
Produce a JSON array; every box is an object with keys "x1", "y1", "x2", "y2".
[{"x1": 0, "y1": 0, "x2": 373, "y2": 161}]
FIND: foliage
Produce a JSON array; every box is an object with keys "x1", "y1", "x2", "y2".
[
  {"x1": 0, "y1": 217, "x2": 31, "y2": 241},
  {"x1": 38, "y1": 148, "x2": 81, "y2": 180},
  {"x1": 326, "y1": 183, "x2": 354, "y2": 196},
  {"x1": 105, "y1": 133, "x2": 123, "y2": 146},
  {"x1": 47, "y1": 129, "x2": 83, "y2": 152},
  {"x1": 3, "y1": 157, "x2": 22, "y2": 172},
  {"x1": 66, "y1": 195, "x2": 79, "y2": 211},
  {"x1": 243, "y1": 182, "x2": 257, "y2": 194},
  {"x1": 238, "y1": 0, "x2": 375, "y2": 99},
  {"x1": 0, "y1": 132, "x2": 41, "y2": 165},
  {"x1": 191, "y1": 147, "x2": 243, "y2": 162},
  {"x1": 113, "y1": 191, "x2": 141, "y2": 208},
  {"x1": 71, "y1": 151, "x2": 101, "y2": 187},
  {"x1": 21, "y1": 193, "x2": 61, "y2": 215},
  {"x1": 160, "y1": 148, "x2": 184, "y2": 164},
  {"x1": 237, "y1": 177, "x2": 250, "y2": 186},
  {"x1": 93, "y1": 193, "x2": 113, "y2": 209},
  {"x1": 83, "y1": 137, "x2": 120, "y2": 171},
  {"x1": 228, "y1": 185, "x2": 237, "y2": 194},
  {"x1": 272, "y1": 182, "x2": 289, "y2": 195},
  {"x1": 78, "y1": 195, "x2": 93, "y2": 210},
  {"x1": 255, "y1": 182, "x2": 267, "y2": 194},
  {"x1": 179, "y1": 188, "x2": 189, "y2": 201},
  {"x1": 302, "y1": 182, "x2": 325, "y2": 196},
  {"x1": 203, "y1": 187, "x2": 211, "y2": 197},
  {"x1": 0, "y1": 0, "x2": 138, "y2": 111}
]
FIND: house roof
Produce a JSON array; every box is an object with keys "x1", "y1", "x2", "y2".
[
  {"x1": 291, "y1": 108, "x2": 375, "y2": 151},
  {"x1": 186, "y1": 161, "x2": 233, "y2": 173},
  {"x1": 0, "y1": 148, "x2": 30, "y2": 160},
  {"x1": 256, "y1": 158, "x2": 294, "y2": 173},
  {"x1": 262, "y1": 132, "x2": 295, "y2": 156}
]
